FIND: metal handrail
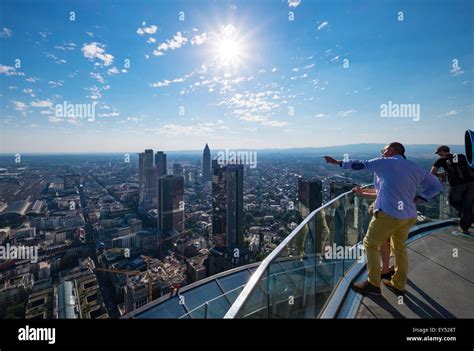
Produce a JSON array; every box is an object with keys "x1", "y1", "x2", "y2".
[{"x1": 224, "y1": 184, "x2": 373, "y2": 319}]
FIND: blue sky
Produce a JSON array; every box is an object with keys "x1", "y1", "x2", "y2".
[{"x1": 0, "y1": 0, "x2": 472, "y2": 152}]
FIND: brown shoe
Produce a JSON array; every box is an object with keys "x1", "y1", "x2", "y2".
[
  {"x1": 351, "y1": 280, "x2": 381, "y2": 295},
  {"x1": 382, "y1": 279, "x2": 405, "y2": 296}
]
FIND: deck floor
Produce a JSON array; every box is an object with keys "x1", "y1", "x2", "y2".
[{"x1": 357, "y1": 226, "x2": 474, "y2": 318}]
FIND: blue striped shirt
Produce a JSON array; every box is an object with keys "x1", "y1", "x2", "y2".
[{"x1": 341, "y1": 155, "x2": 443, "y2": 219}]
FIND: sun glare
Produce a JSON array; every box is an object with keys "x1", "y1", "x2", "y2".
[{"x1": 212, "y1": 25, "x2": 247, "y2": 69}]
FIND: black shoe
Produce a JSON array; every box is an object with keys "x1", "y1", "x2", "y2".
[
  {"x1": 382, "y1": 279, "x2": 405, "y2": 296},
  {"x1": 381, "y1": 270, "x2": 395, "y2": 280},
  {"x1": 351, "y1": 280, "x2": 381, "y2": 295}
]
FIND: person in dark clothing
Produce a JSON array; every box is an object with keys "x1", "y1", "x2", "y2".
[{"x1": 431, "y1": 145, "x2": 474, "y2": 235}]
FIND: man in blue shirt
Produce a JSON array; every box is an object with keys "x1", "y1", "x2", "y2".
[{"x1": 324, "y1": 142, "x2": 442, "y2": 295}]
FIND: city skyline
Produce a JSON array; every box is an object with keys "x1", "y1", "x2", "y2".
[{"x1": 1, "y1": 0, "x2": 472, "y2": 153}]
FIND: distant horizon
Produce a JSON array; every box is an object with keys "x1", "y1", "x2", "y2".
[{"x1": 0, "y1": 142, "x2": 466, "y2": 155}]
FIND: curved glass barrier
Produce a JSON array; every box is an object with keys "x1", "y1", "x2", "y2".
[{"x1": 225, "y1": 183, "x2": 454, "y2": 319}]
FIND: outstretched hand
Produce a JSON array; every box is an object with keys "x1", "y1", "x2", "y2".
[{"x1": 323, "y1": 156, "x2": 340, "y2": 165}]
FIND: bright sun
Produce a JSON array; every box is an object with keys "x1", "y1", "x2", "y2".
[
  {"x1": 216, "y1": 38, "x2": 243, "y2": 67},
  {"x1": 212, "y1": 25, "x2": 247, "y2": 69}
]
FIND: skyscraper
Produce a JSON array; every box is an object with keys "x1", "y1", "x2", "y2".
[
  {"x1": 138, "y1": 149, "x2": 157, "y2": 211},
  {"x1": 158, "y1": 175, "x2": 184, "y2": 236},
  {"x1": 298, "y1": 178, "x2": 323, "y2": 219},
  {"x1": 210, "y1": 162, "x2": 246, "y2": 275},
  {"x1": 203, "y1": 143, "x2": 211, "y2": 182},
  {"x1": 155, "y1": 151, "x2": 167, "y2": 177},
  {"x1": 212, "y1": 161, "x2": 244, "y2": 249}
]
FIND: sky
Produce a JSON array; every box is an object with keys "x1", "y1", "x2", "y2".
[{"x1": 0, "y1": 0, "x2": 473, "y2": 153}]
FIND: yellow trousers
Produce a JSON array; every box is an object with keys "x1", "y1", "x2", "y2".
[{"x1": 363, "y1": 211, "x2": 417, "y2": 291}]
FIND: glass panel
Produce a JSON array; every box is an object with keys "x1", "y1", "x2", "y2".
[
  {"x1": 217, "y1": 271, "x2": 251, "y2": 293},
  {"x1": 235, "y1": 269, "x2": 268, "y2": 318},
  {"x1": 206, "y1": 295, "x2": 231, "y2": 318},
  {"x1": 137, "y1": 297, "x2": 187, "y2": 318},
  {"x1": 187, "y1": 303, "x2": 207, "y2": 319},
  {"x1": 223, "y1": 285, "x2": 244, "y2": 306},
  {"x1": 181, "y1": 281, "x2": 223, "y2": 311}
]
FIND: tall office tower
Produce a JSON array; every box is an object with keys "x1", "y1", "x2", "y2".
[
  {"x1": 212, "y1": 161, "x2": 244, "y2": 248},
  {"x1": 298, "y1": 178, "x2": 323, "y2": 219},
  {"x1": 210, "y1": 161, "x2": 246, "y2": 274},
  {"x1": 155, "y1": 151, "x2": 167, "y2": 177},
  {"x1": 139, "y1": 149, "x2": 157, "y2": 211},
  {"x1": 173, "y1": 163, "x2": 183, "y2": 176},
  {"x1": 158, "y1": 175, "x2": 184, "y2": 236},
  {"x1": 203, "y1": 143, "x2": 211, "y2": 182}
]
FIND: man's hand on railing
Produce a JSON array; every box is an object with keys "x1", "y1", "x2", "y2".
[
  {"x1": 323, "y1": 156, "x2": 340, "y2": 165},
  {"x1": 352, "y1": 187, "x2": 364, "y2": 196}
]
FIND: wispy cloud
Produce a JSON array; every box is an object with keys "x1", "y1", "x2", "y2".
[
  {"x1": 317, "y1": 21, "x2": 329, "y2": 31},
  {"x1": 153, "y1": 32, "x2": 187, "y2": 56},
  {"x1": 81, "y1": 42, "x2": 114, "y2": 66},
  {"x1": 0, "y1": 27, "x2": 12, "y2": 38},
  {"x1": 191, "y1": 32, "x2": 208, "y2": 45},
  {"x1": 31, "y1": 100, "x2": 53, "y2": 108},
  {"x1": 54, "y1": 42, "x2": 76, "y2": 51},
  {"x1": 288, "y1": 0, "x2": 301, "y2": 8},
  {"x1": 0, "y1": 64, "x2": 25, "y2": 76},
  {"x1": 338, "y1": 109, "x2": 356, "y2": 117},
  {"x1": 136, "y1": 23, "x2": 158, "y2": 35},
  {"x1": 90, "y1": 72, "x2": 105, "y2": 83}
]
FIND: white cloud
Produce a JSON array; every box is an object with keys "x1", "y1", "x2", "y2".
[
  {"x1": 159, "y1": 123, "x2": 214, "y2": 136},
  {"x1": 98, "y1": 112, "x2": 119, "y2": 117},
  {"x1": 0, "y1": 28, "x2": 12, "y2": 38},
  {"x1": 317, "y1": 21, "x2": 329, "y2": 31},
  {"x1": 137, "y1": 24, "x2": 158, "y2": 35},
  {"x1": 191, "y1": 32, "x2": 208, "y2": 45},
  {"x1": 288, "y1": 0, "x2": 301, "y2": 8},
  {"x1": 31, "y1": 100, "x2": 52, "y2": 108},
  {"x1": 86, "y1": 32, "x2": 94, "y2": 38},
  {"x1": 81, "y1": 42, "x2": 114, "y2": 66},
  {"x1": 444, "y1": 110, "x2": 458, "y2": 116},
  {"x1": 39, "y1": 31, "x2": 51, "y2": 39},
  {"x1": 0, "y1": 64, "x2": 25, "y2": 76},
  {"x1": 147, "y1": 37, "x2": 156, "y2": 44},
  {"x1": 271, "y1": 67, "x2": 278, "y2": 73},
  {"x1": 107, "y1": 67, "x2": 120, "y2": 76},
  {"x1": 12, "y1": 101, "x2": 27, "y2": 111},
  {"x1": 450, "y1": 66, "x2": 464, "y2": 76},
  {"x1": 90, "y1": 72, "x2": 105, "y2": 83},
  {"x1": 55, "y1": 42, "x2": 76, "y2": 51},
  {"x1": 330, "y1": 55, "x2": 339, "y2": 62},
  {"x1": 154, "y1": 32, "x2": 188, "y2": 56},
  {"x1": 338, "y1": 109, "x2": 356, "y2": 117},
  {"x1": 48, "y1": 80, "x2": 63, "y2": 88},
  {"x1": 26, "y1": 77, "x2": 39, "y2": 83},
  {"x1": 314, "y1": 113, "x2": 329, "y2": 118},
  {"x1": 23, "y1": 88, "x2": 33, "y2": 93},
  {"x1": 85, "y1": 85, "x2": 103, "y2": 100},
  {"x1": 48, "y1": 116, "x2": 63, "y2": 123}
]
